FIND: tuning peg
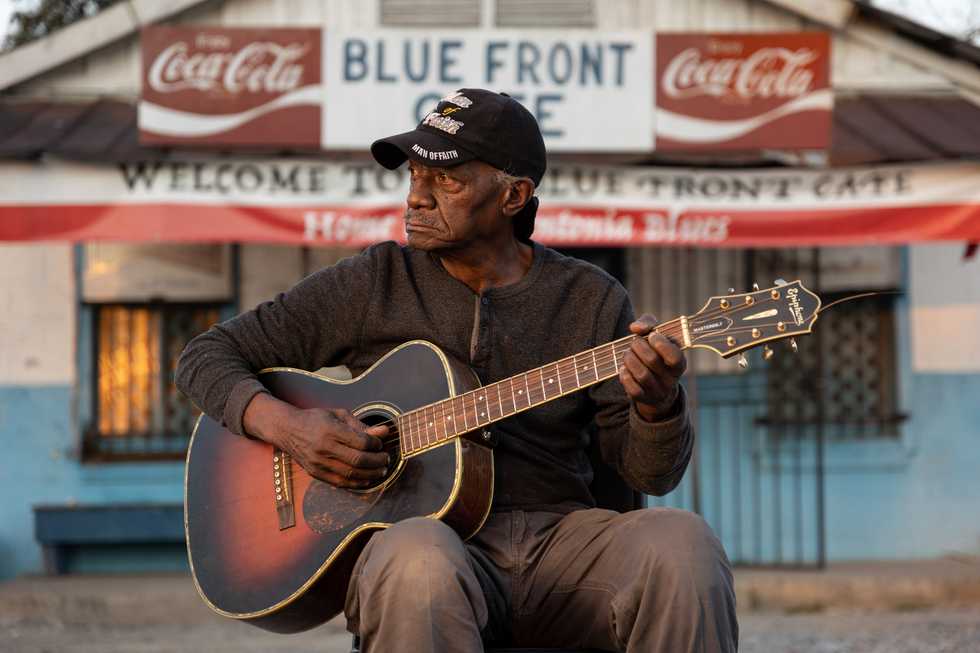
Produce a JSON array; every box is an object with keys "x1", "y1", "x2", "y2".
[
  {"x1": 774, "y1": 278, "x2": 788, "y2": 286},
  {"x1": 789, "y1": 338, "x2": 798, "y2": 353},
  {"x1": 737, "y1": 354, "x2": 749, "y2": 369},
  {"x1": 728, "y1": 287, "x2": 735, "y2": 294},
  {"x1": 763, "y1": 345, "x2": 774, "y2": 360},
  {"x1": 752, "y1": 283, "x2": 760, "y2": 291}
]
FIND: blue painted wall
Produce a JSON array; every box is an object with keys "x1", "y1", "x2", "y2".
[
  {"x1": 652, "y1": 311, "x2": 980, "y2": 564},
  {"x1": 0, "y1": 386, "x2": 185, "y2": 579}
]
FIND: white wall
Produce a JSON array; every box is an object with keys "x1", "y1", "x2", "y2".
[
  {"x1": 0, "y1": 244, "x2": 75, "y2": 386},
  {"x1": 910, "y1": 244, "x2": 980, "y2": 373}
]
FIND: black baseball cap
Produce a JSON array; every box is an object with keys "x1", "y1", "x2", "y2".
[{"x1": 371, "y1": 89, "x2": 547, "y2": 186}]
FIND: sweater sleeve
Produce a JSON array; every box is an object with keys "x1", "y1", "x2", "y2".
[
  {"x1": 587, "y1": 281, "x2": 695, "y2": 497},
  {"x1": 174, "y1": 246, "x2": 378, "y2": 435}
]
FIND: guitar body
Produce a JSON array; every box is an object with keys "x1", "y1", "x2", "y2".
[{"x1": 184, "y1": 341, "x2": 493, "y2": 633}]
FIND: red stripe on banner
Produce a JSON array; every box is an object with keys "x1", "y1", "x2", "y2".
[
  {"x1": 0, "y1": 204, "x2": 407, "y2": 245},
  {"x1": 2, "y1": 203, "x2": 980, "y2": 246}
]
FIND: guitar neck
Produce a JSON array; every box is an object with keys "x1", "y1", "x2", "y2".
[{"x1": 398, "y1": 315, "x2": 689, "y2": 457}]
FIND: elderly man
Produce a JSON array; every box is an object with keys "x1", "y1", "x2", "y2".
[{"x1": 176, "y1": 89, "x2": 736, "y2": 652}]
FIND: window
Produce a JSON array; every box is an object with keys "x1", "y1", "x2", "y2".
[
  {"x1": 763, "y1": 291, "x2": 903, "y2": 439},
  {"x1": 380, "y1": 0, "x2": 481, "y2": 26},
  {"x1": 753, "y1": 248, "x2": 904, "y2": 439},
  {"x1": 83, "y1": 304, "x2": 222, "y2": 461},
  {"x1": 79, "y1": 244, "x2": 235, "y2": 461},
  {"x1": 628, "y1": 246, "x2": 904, "y2": 439},
  {"x1": 379, "y1": 0, "x2": 595, "y2": 27},
  {"x1": 495, "y1": 0, "x2": 594, "y2": 27}
]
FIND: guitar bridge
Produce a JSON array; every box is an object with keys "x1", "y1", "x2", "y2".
[{"x1": 273, "y1": 449, "x2": 295, "y2": 530}]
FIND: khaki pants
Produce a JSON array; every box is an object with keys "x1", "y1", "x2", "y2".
[{"x1": 346, "y1": 507, "x2": 737, "y2": 652}]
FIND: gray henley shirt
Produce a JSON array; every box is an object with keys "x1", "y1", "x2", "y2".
[{"x1": 175, "y1": 241, "x2": 693, "y2": 513}]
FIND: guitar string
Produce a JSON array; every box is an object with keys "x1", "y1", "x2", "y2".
[
  {"x1": 285, "y1": 335, "x2": 641, "y2": 475},
  {"x1": 285, "y1": 330, "x2": 676, "y2": 475},
  {"x1": 392, "y1": 291, "x2": 791, "y2": 447},
  {"x1": 286, "y1": 292, "x2": 800, "y2": 472},
  {"x1": 332, "y1": 293, "x2": 787, "y2": 451}
]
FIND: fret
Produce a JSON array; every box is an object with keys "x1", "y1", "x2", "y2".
[
  {"x1": 497, "y1": 379, "x2": 514, "y2": 417},
  {"x1": 576, "y1": 352, "x2": 595, "y2": 385},
  {"x1": 460, "y1": 392, "x2": 471, "y2": 431},
  {"x1": 555, "y1": 361, "x2": 564, "y2": 394},
  {"x1": 469, "y1": 391, "x2": 480, "y2": 426},
  {"x1": 573, "y1": 354, "x2": 581, "y2": 387},
  {"x1": 449, "y1": 399, "x2": 460, "y2": 438},
  {"x1": 406, "y1": 414, "x2": 416, "y2": 453},
  {"x1": 494, "y1": 382, "x2": 505, "y2": 418},
  {"x1": 537, "y1": 367, "x2": 547, "y2": 403},
  {"x1": 597, "y1": 344, "x2": 615, "y2": 378},
  {"x1": 527, "y1": 368, "x2": 543, "y2": 405},
  {"x1": 429, "y1": 403, "x2": 440, "y2": 444},
  {"x1": 487, "y1": 383, "x2": 504, "y2": 420},
  {"x1": 544, "y1": 363, "x2": 559, "y2": 399},
  {"x1": 450, "y1": 396, "x2": 463, "y2": 437},
  {"x1": 401, "y1": 413, "x2": 410, "y2": 455},
  {"x1": 428, "y1": 404, "x2": 438, "y2": 446},
  {"x1": 485, "y1": 384, "x2": 498, "y2": 421},
  {"x1": 510, "y1": 374, "x2": 524, "y2": 410},
  {"x1": 404, "y1": 410, "x2": 412, "y2": 453},
  {"x1": 477, "y1": 389, "x2": 490, "y2": 425},
  {"x1": 524, "y1": 370, "x2": 535, "y2": 408},
  {"x1": 434, "y1": 401, "x2": 445, "y2": 442},
  {"x1": 613, "y1": 342, "x2": 627, "y2": 374},
  {"x1": 396, "y1": 414, "x2": 405, "y2": 455},
  {"x1": 412, "y1": 408, "x2": 421, "y2": 452}
]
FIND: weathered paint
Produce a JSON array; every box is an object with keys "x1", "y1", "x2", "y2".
[{"x1": 0, "y1": 385, "x2": 186, "y2": 578}]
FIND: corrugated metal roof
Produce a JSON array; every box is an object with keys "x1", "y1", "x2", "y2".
[
  {"x1": 853, "y1": 1, "x2": 980, "y2": 70},
  {"x1": 1, "y1": 95, "x2": 979, "y2": 166}
]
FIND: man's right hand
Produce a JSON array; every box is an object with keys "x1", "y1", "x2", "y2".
[{"x1": 243, "y1": 393, "x2": 390, "y2": 489}]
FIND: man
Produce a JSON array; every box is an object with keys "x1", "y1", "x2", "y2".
[{"x1": 176, "y1": 89, "x2": 736, "y2": 652}]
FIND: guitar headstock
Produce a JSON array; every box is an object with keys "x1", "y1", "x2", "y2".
[{"x1": 686, "y1": 280, "x2": 821, "y2": 360}]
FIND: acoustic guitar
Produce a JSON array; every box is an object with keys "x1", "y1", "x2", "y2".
[{"x1": 184, "y1": 280, "x2": 820, "y2": 632}]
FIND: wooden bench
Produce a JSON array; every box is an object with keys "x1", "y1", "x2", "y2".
[{"x1": 33, "y1": 503, "x2": 184, "y2": 575}]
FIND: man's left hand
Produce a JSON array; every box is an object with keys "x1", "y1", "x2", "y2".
[{"x1": 620, "y1": 314, "x2": 687, "y2": 422}]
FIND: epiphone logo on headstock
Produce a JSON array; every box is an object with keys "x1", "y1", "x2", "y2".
[{"x1": 787, "y1": 287, "x2": 804, "y2": 326}]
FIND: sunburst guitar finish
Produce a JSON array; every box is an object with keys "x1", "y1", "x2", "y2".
[{"x1": 184, "y1": 341, "x2": 493, "y2": 633}]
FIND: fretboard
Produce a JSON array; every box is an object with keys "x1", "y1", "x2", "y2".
[{"x1": 397, "y1": 321, "x2": 683, "y2": 457}]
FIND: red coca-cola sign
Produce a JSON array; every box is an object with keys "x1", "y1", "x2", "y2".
[
  {"x1": 140, "y1": 26, "x2": 321, "y2": 147},
  {"x1": 655, "y1": 33, "x2": 831, "y2": 151}
]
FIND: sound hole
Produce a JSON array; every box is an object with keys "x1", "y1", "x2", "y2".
[{"x1": 356, "y1": 407, "x2": 403, "y2": 492}]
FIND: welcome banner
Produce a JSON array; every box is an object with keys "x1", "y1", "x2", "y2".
[{"x1": 2, "y1": 160, "x2": 979, "y2": 246}]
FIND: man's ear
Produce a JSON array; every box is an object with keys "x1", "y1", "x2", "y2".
[{"x1": 501, "y1": 178, "x2": 536, "y2": 217}]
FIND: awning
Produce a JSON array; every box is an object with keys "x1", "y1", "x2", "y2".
[{"x1": 2, "y1": 158, "x2": 978, "y2": 246}]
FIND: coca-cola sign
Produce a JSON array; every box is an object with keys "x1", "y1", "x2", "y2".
[
  {"x1": 140, "y1": 26, "x2": 321, "y2": 147},
  {"x1": 655, "y1": 33, "x2": 831, "y2": 151}
]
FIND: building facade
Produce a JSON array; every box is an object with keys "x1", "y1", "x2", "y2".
[{"x1": 1, "y1": 0, "x2": 979, "y2": 578}]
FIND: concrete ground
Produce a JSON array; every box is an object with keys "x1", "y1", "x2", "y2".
[
  {"x1": 3, "y1": 558, "x2": 980, "y2": 652},
  {"x1": 6, "y1": 611, "x2": 980, "y2": 653}
]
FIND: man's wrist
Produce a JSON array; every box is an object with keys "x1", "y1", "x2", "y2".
[
  {"x1": 243, "y1": 392, "x2": 294, "y2": 447},
  {"x1": 633, "y1": 385, "x2": 681, "y2": 423}
]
